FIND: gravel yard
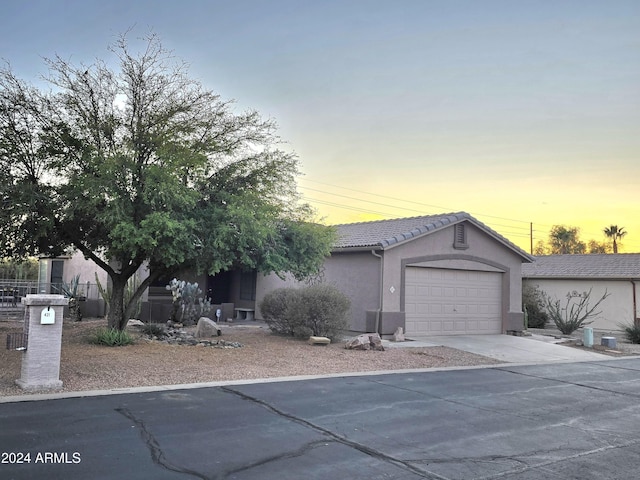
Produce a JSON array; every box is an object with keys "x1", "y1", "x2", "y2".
[
  {"x1": 0, "y1": 318, "x2": 501, "y2": 397},
  {"x1": 4, "y1": 319, "x2": 639, "y2": 398}
]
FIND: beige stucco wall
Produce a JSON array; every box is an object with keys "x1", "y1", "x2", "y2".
[
  {"x1": 256, "y1": 251, "x2": 381, "y2": 332},
  {"x1": 524, "y1": 278, "x2": 638, "y2": 332}
]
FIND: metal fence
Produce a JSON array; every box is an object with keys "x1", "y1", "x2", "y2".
[
  {"x1": 0, "y1": 280, "x2": 102, "y2": 299},
  {"x1": 0, "y1": 280, "x2": 105, "y2": 321}
]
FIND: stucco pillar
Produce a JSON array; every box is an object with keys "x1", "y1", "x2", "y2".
[{"x1": 16, "y1": 294, "x2": 68, "y2": 392}]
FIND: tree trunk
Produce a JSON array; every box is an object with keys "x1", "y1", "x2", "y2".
[{"x1": 107, "y1": 276, "x2": 127, "y2": 331}]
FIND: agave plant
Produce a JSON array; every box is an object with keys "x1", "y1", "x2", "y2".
[{"x1": 61, "y1": 274, "x2": 84, "y2": 321}]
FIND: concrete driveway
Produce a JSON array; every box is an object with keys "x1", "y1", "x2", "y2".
[{"x1": 391, "y1": 333, "x2": 611, "y2": 363}]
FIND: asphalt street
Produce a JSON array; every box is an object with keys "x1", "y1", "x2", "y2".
[{"x1": 2, "y1": 359, "x2": 640, "y2": 479}]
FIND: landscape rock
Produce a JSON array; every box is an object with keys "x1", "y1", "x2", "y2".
[
  {"x1": 345, "y1": 333, "x2": 385, "y2": 351},
  {"x1": 345, "y1": 334, "x2": 370, "y2": 350},
  {"x1": 195, "y1": 317, "x2": 222, "y2": 338},
  {"x1": 308, "y1": 336, "x2": 331, "y2": 345},
  {"x1": 142, "y1": 324, "x2": 241, "y2": 348},
  {"x1": 368, "y1": 333, "x2": 385, "y2": 351},
  {"x1": 392, "y1": 327, "x2": 405, "y2": 342},
  {"x1": 127, "y1": 319, "x2": 145, "y2": 328}
]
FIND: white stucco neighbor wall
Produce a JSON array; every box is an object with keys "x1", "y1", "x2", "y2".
[{"x1": 524, "y1": 279, "x2": 637, "y2": 332}]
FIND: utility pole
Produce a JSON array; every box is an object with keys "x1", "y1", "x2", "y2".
[{"x1": 530, "y1": 222, "x2": 533, "y2": 255}]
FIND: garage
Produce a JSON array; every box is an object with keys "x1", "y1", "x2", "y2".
[
  {"x1": 258, "y1": 212, "x2": 531, "y2": 334},
  {"x1": 405, "y1": 267, "x2": 503, "y2": 335}
]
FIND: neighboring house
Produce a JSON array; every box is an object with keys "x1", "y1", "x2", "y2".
[
  {"x1": 522, "y1": 254, "x2": 640, "y2": 332},
  {"x1": 38, "y1": 253, "x2": 108, "y2": 317},
  {"x1": 257, "y1": 212, "x2": 533, "y2": 336}
]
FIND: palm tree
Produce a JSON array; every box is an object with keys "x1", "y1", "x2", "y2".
[{"x1": 604, "y1": 225, "x2": 627, "y2": 253}]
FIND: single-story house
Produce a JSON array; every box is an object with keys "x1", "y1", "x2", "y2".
[
  {"x1": 257, "y1": 212, "x2": 533, "y2": 335},
  {"x1": 41, "y1": 212, "x2": 534, "y2": 334},
  {"x1": 522, "y1": 254, "x2": 640, "y2": 332}
]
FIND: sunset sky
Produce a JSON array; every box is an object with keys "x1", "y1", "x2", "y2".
[{"x1": 2, "y1": 0, "x2": 639, "y2": 252}]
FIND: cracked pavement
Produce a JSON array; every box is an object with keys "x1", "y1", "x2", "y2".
[{"x1": 2, "y1": 359, "x2": 640, "y2": 479}]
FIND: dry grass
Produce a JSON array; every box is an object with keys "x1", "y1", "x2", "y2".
[{"x1": 0, "y1": 318, "x2": 501, "y2": 397}]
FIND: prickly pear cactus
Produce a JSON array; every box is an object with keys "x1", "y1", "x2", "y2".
[{"x1": 166, "y1": 278, "x2": 212, "y2": 325}]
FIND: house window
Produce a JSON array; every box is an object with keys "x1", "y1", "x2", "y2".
[
  {"x1": 453, "y1": 224, "x2": 469, "y2": 250},
  {"x1": 239, "y1": 270, "x2": 257, "y2": 301}
]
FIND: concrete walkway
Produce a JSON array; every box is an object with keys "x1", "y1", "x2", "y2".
[{"x1": 389, "y1": 333, "x2": 611, "y2": 363}]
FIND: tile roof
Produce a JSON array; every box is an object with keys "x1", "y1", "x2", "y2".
[
  {"x1": 522, "y1": 254, "x2": 640, "y2": 279},
  {"x1": 332, "y1": 212, "x2": 532, "y2": 260}
]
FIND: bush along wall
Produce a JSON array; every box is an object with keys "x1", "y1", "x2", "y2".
[
  {"x1": 259, "y1": 284, "x2": 350, "y2": 340},
  {"x1": 522, "y1": 284, "x2": 549, "y2": 329}
]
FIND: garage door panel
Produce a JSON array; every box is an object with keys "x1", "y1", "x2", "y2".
[
  {"x1": 405, "y1": 267, "x2": 502, "y2": 335},
  {"x1": 417, "y1": 286, "x2": 430, "y2": 296}
]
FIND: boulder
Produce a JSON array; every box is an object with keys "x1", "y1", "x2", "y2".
[
  {"x1": 127, "y1": 319, "x2": 145, "y2": 328},
  {"x1": 308, "y1": 336, "x2": 331, "y2": 345},
  {"x1": 345, "y1": 334, "x2": 371, "y2": 350},
  {"x1": 195, "y1": 317, "x2": 222, "y2": 338},
  {"x1": 392, "y1": 327, "x2": 405, "y2": 342},
  {"x1": 368, "y1": 333, "x2": 385, "y2": 351},
  {"x1": 345, "y1": 333, "x2": 385, "y2": 351}
]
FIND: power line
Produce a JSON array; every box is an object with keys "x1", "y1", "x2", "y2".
[
  {"x1": 299, "y1": 178, "x2": 533, "y2": 225},
  {"x1": 299, "y1": 179, "x2": 640, "y2": 252}
]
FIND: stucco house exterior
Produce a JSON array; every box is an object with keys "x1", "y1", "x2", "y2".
[
  {"x1": 257, "y1": 212, "x2": 533, "y2": 336},
  {"x1": 522, "y1": 254, "x2": 640, "y2": 332},
  {"x1": 42, "y1": 212, "x2": 533, "y2": 333}
]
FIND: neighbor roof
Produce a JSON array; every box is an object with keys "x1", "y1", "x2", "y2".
[
  {"x1": 523, "y1": 254, "x2": 640, "y2": 279},
  {"x1": 333, "y1": 212, "x2": 533, "y2": 261}
]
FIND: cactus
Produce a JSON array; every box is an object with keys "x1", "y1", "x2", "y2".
[{"x1": 166, "y1": 278, "x2": 212, "y2": 325}]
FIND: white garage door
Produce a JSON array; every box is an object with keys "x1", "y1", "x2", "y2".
[{"x1": 405, "y1": 267, "x2": 502, "y2": 335}]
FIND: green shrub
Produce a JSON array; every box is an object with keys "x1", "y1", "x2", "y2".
[
  {"x1": 260, "y1": 284, "x2": 350, "y2": 340},
  {"x1": 259, "y1": 288, "x2": 303, "y2": 336},
  {"x1": 296, "y1": 284, "x2": 350, "y2": 340},
  {"x1": 140, "y1": 323, "x2": 166, "y2": 337},
  {"x1": 622, "y1": 323, "x2": 640, "y2": 344},
  {"x1": 89, "y1": 327, "x2": 135, "y2": 346},
  {"x1": 522, "y1": 285, "x2": 549, "y2": 329}
]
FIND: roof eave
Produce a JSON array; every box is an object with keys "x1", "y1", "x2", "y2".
[{"x1": 331, "y1": 245, "x2": 384, "y2": 253}]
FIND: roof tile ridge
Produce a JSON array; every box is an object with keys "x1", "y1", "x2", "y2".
[{"x1": 332, "y1": 211, "x2": 464, "y2": 228}]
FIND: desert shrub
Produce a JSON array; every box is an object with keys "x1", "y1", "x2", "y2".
[
  {"x1": 259, "y1": 288, "x2": 303, "y2": 336},
  {"x1": 543, "y1": 288, "x2": 610, "y2": 335},
  {"x1": 522, "y1": 285, "x2": 548, "y2": 329},
  {"x1": 296, "y1": 284, "x2": 350, "y2": 340},
  {"x1": 140, "y1": 324, "x2": 166, "y2": 337},
  {"x1": 621, "y1": 323, "x2": 640, "y2": 344},
  {"x1": 260, "y1": 284, "x2": 350, "y2": 340},
  {"x1": 89, "y1": 327, "x2": 135, "y2": 346}
]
